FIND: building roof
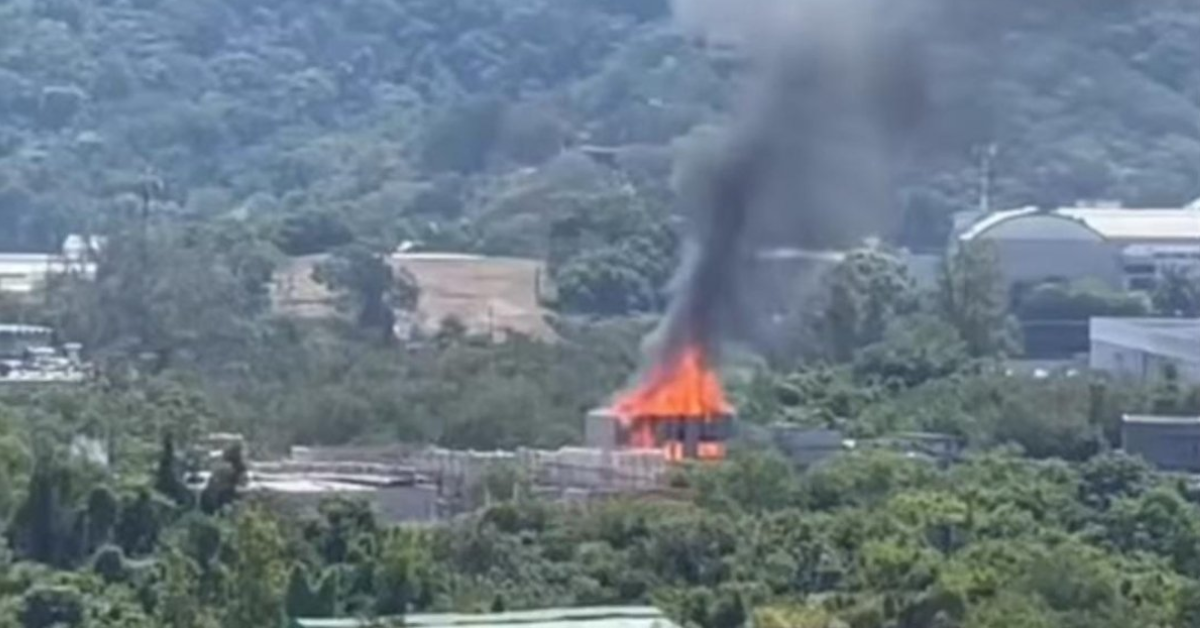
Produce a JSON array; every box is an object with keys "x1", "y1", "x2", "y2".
[
  {"x1": 1090, "y1": 317, "x2": 1200, "y2": 365},
  {"x1": 0, "y1": 253, "x2": 97, "y2": 293},
  {"x1": 0, "y1": 324, "x2": 53, "y2": 336},
  {"x1": 1059, "y1": 208, "x2": 1200, "y2": 242},
  {"x1": 294, "y1": 606, "x2": 680, "y2": 628},
  {"x1": 961, "y1": 206, "x2": 1200, "y2": 244},
  {"x1": 1123, "y1": 415, "x2": 1200, "y2": 426},
  {"x1": 247, "y1": 477, "x2": 374, "y2": 494}
]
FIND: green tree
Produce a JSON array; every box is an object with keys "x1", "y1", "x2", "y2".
[
  {"x1": 285, "y1": 564, "x2": 334, "y2": 618},
  {"x1": 547, "y1": 194, "x2": 677, "y2": 316},
  {"x1": 1153, "y1": 267, "x2": 1200, "y2": 317},
  {"x1": 1177, "y1": 581, "x2": 1200, "y2": 628},
  {"x1": 47, "y1": 223, "x2": 269, "y2": 371},
  {"x1": 553, "y1": 248, "x2": 659, "y2": 315},
  {"x1": 19, "y1": 585, "x2": 84, "y2": 628},
  {"x1": 964, "y1": 592, "x2": 1054, "y2": 628},
  {"x1": 156, "y1": 549, "x2": 219, "y2": 628},
  {"x1": 8, "y1": 451, "x2": 73, "y2": 567},
  {"x1": 854, "y1": 314, "x2": 970, "y2": 389},
  {"x1": 115, "y1": 488, "x2": 169, "y2": 557},
  {"x1": 419, "y1": 96, "x2": 504, "y2": 174},
  {"x1": 374, "y1": 529, "x2": 436, "y2": 615},
  {"x1": 82, "y1": 486, "x2": 120, "y2": 555},
  {"x1": 200, "y1": 444, "x2": 247, "y2": 514},
  {"x1": 937, "y1": 242, "x2": 1019, "y2": 358},
  {"x1": 314, "y1": 245, "x2": 419, "y2": 342},
  {"x1": 823, "y1": 248, "x2": 919, "y2": 361},
  {"x1": 154, "y1": 434, "x2": 192, "y2": 508},
  {"x1": 91, "y1": 544, "x2": 129, "y2": 583},
  {"x1": 222, "y1": 508, "x2": 288, "y2": 628},
  {"x1": 275, "y1": 210, "x2": 355, "y2": 256},
  {"x1": 690, "y1": 450, "x2": 798, "y2": 514},
  {"x1": 1017, "y1": 280, "x2": 1150, "y2": 321}
]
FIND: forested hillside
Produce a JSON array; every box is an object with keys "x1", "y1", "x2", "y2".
[
  {"x1": 2, "y1": 0, "x2": 1199, "y2": 258},
  {"x1": 2, "y1": 2, "x2": 1200, "y2": 627}
]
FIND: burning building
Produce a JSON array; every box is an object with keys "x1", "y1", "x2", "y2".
[{"x1": 589, "y1": 346, "x2": 734, "y2": 461}]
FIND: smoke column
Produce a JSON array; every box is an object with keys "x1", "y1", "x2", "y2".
[{"x1": 648, "y1": 0, "x2": 929, "y2": 365}]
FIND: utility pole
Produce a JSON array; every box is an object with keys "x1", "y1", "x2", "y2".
[
  {"x1": 135, "y1": 169, "x2": 162, "y2": 366},
  {"x1": 977, "y1": 143, "x2": 999, "y2": 213}
]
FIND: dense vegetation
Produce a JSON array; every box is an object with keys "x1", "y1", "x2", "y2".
[
  {"x1": 0, "y1": 239, "x2": 1197, "y2": 627},
  {"x1": 10, "y1": 420, "x2": 1200, "y2": 628},
  {"x1": 2, "y1": 0, "x2": 1200, "y2": 627},
  {"x1": 3, "y1": 0, "x2": 1200, "y2": 254}
]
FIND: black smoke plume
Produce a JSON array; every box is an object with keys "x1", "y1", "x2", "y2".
[{"x1": 648, "y1": 0, "x2": 930, "y2": 366}]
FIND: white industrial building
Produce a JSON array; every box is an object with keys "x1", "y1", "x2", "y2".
[
  {"x1": 1089, "y1": 317, "x2": 1200, "y2": 384},
  {"x1": 0, "y1": 234, "x2": 101, "y2": 294},
  {"x1": 293, "y1": 606, "x2": 681, "y2": 628},
  {"x1": 956, "y1": 205, "x2": 1200, "y2": 290}
]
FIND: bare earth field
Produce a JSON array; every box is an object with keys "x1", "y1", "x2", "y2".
[{"x1": 273, "y1": 253, "x2": 557, "y2": 341}]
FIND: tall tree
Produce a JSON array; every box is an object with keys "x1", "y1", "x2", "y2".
[
  {"x1": 200, "y1": 444, "x2": 247, "y2": 514},
  {"x1": 937, "y1": 242, "x2": 1019, "y2": 358},
  {"x1": 154, "y1": 433, "x2": 193, "y2": 508},
  {"x1": 822, "y1": 248, "x2": 920, "y2": 361},
  {"x1": 314, "y1": 245, "x2": 419, "y2": 343},
  {"x1": 156, "y1": 549, "x2": 220, "y2": 628},
  {"x1": 1153, "y1": 267, "x2": 1200, "y2": 318},
  {"x1": 8, "y1": 449, "x2": 73, "y2": 567},
  {"x1": 222, "y1": 508, "x2": 288, "y2": 628}
]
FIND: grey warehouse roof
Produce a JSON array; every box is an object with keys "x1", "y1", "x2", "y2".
[
  {"x1": 293, "y1": 606, "x2": 681, "y2": 628},
  {"x1": 960, "y1": 206, "x2": 1200, "y2": 243},
  {"x1": 1090, "y1": 317, "x2": 1200, "y2": 365}
]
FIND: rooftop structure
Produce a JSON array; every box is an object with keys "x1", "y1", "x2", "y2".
[
  {"x1": 0, "y1": 324, "x2": 87, "y2": 384},
  {"x1": 0, "y1": 235, "x2": 100, "y2": 294},
  {"x1": 248, "y1": 442, "x2": 673, "y2": 523},
  {"x1": 955, "y1": 205, "x2": 1200, "y2": 291},
  {"x1": 1089, "y1": 317, "x2": 1200, "y2": 383},
  {"x1": 293, "y1": 606, "x2": 681, "y2": 628},
  {"x1": 235, "y1": 459, "x2": 440, "y2": 523},
  {"x1": 769, "y1": 426, "x2": 848, "y2": 466},
  {"x1": 959, "y1": 206, "x2": 1200, "y2": 244},
  {"x1": 1122, "y1": 415, "x2": 1200, "y2": 472}
]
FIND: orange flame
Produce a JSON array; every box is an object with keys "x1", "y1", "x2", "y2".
[
  {"x1": 612, "y1": 345, "x2": 731, "y2": 461},
  {"x1": 614, "y1": 345, "x2": 732, "y2": 418}
]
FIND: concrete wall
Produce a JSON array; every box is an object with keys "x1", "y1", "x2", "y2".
[
  {"x1": 585, "y1": 410, "x2": 620, "y2": 450},
  {"x1": 1090, "y1": 339, "x2": 1200, "y2": 384},
  {"x1": 1123, "y1": 422, "x2": 1200, "y2": 472},
  {"x1": 771, "y1": 427, "x2": 845, "y2": 466}
]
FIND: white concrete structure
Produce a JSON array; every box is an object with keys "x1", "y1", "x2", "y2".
[
  {"x1": 295, "y1": 605, "x2": 682, "y2": 628},
  {"x1": 0, "y1": 324, "x2": 89, "y2": 383},
  {"x1": 0, "y1": 234, "x2": 101, "y2": 294},
  {"x1": 957, "y1": 206, "x2": 1200, "y2": 290},
  {"x1": 1089, "y1": 317, "x2": 1200, "y2": 384},
  {"x1": 241, "y1": 460, "x2": 440, "y2": 523}
]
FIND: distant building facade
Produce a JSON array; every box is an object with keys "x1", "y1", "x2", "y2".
[
  {"x1": 1089, "y1": 317, "x2": 1200, "y2": 384},
  {"x1": 0, "y1": 234, "x2": 101, "y2": 294},
  {"x1": 0, "y1": 324, "x2": 88, "y2": 384},
  {"x1": 955, "y1": 205, "x2": 1200, "y2": 291},
  {"x1": 770, "y1": 426, "x2": 848, "y2": 466},
  {"x1": 290, "y1": 606, "x2": 681, "y2": 628},
  {"x1": 1122, "y1": 415, "x2": 1200, "y2": 472}
]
